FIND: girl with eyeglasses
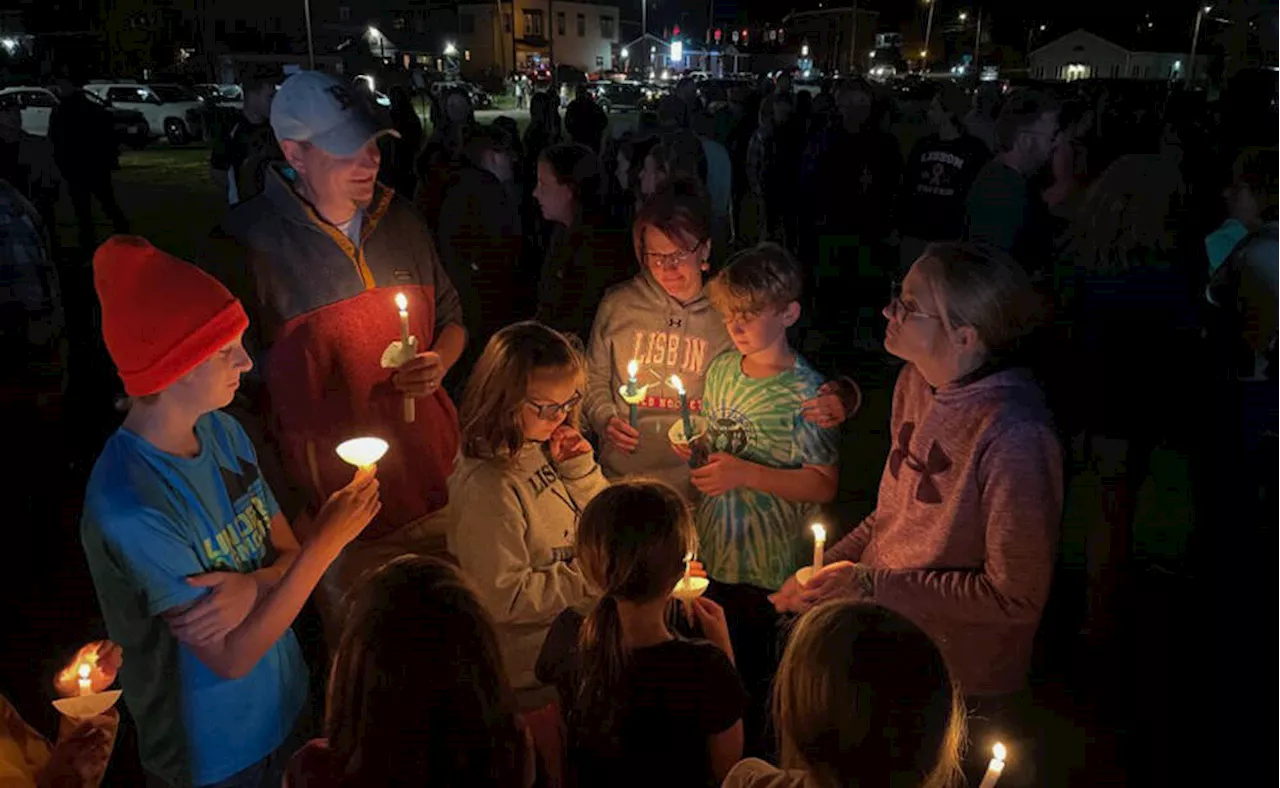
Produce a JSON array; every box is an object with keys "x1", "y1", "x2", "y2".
[
  {"x1": 584, "y1": 179, "x2": 856, "y2": 503},
  {"x1": 448, "y1": 321, "x2": 608, "y2": 705}
]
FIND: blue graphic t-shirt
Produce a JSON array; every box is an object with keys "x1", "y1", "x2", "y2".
[
  {"x1": 696, "y1": 351, "x2": 841, "y2": 590},
  {"x1": 80, "y1": 411, "x2": 307, "y2": 787}
]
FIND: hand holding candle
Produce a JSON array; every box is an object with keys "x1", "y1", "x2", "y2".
[
  {"x1": 978, "y1": 742, "x2": 1007, "y2": 788},
  {"x1": 336, "y1": 437, "x2": 389, "y2": 471},
  {"x1": 618, "y1": 359, "x2": 646, "y2": 429},
  {"x1": 52, "y1": 642, "x2": 124, "y2": 720},
  {"x1": 393, "y1": 292, "x2": 415, "y2": 423},
  {"x1": 669, "y1": 374, "x2": 694, "y2": 445}
]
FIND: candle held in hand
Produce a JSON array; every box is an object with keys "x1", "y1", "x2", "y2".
[
  {"x1": 977, "y1": 742, "x2": 1007, "y2": 788},
  {"x1": 336, "y1": 437, "x2": 389, "y2": 470},
  {"x1": 625, "y1": 359, "x2": 638, "y2": 397},
  {"x1": 395, "y1": 292, "x2": 410, "y2": 344},
  {"x1": 77, "y1": 663, "x2": 91, "y2": 697},
  {"x1": 669, "y1": 374, "x2": 694, "y2": 444},
  {"x1": 811, "y1": 523, "x2": 826, "y2": 570}
]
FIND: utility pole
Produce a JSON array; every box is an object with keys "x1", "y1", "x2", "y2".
[
  {"x1": 303, "y1": 0, "x2": 315, "y2": 69},
  {"x1": 973, "y1": 7, "x2": 982, "y2": 72},
  {"x1": 642, "y1": 0, "x2": 647, "y2": 37},
  {"x1": 849, "y1": 0, "x2": 858, "y2": 74},
  {"x1": 922, "y1": 0, "x2": 936, "y2": 71},
  {"x1": 1188, "y1": 4, "x2": 1210, "y2": 84}
]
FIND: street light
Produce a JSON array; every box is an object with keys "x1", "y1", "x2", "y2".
[
  {"x1": 959, "y1": 11, "x2": 968, "y2": 22},
  {"x1": 444, "y1": 41, "x2": 458, "y2": 56},
  {"x1": 801, "y1": 43, "x2": 809, "y2": 57},
  {"x1": 621, "y1": 47, "x2": 629, "y2": 59},
  {"x1": 1188, "y1": 4, "x2": 1211, "y2": 83}
]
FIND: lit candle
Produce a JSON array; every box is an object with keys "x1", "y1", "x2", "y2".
[
  {"x1": 669, "y1": 374, "x2": 694, "y2": 445},
  {"x1": 625, "y1": 359, "x2": 638, "y2": 397},
  {"x1": 811, "y1": 523, "x2": 826, "y2": 571},
  {"x1": 625, "y1": 359, "x2": 640, "y2": 427},
  {"x1": 394, "y1": 292, "x2": 415, "y2": 422},
  {"x1": 977, "y1": 742, "x2": 1006, "y2": 788},
  {"x1": 394, "y1": 292, "x2": 410, "y2": 345},
  {"x1": 77, "y1": 663, "x2": 91, "y2": 697},
  {"x1": 683, "y1": 550, "x2": 693, "y2": 583},
  {"x1": 336, "y1": 437, "x2": 390, "y2": 471}
]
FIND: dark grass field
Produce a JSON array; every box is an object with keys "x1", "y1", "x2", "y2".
[{"x1": 3, "y1": 139, "x2": 1220, "y2": 786}]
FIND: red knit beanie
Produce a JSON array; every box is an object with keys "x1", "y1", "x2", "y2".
[{"x1": 93, "y1": 235, "x2": 250, "y2": 397}]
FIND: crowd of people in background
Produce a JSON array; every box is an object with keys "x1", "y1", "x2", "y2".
[{"x1": 0, "y1": 60, "x2": 1274, "y2": 788}]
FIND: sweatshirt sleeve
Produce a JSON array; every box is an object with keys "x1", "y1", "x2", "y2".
[
  {"x1": 871, "y1": 422, "x2": 1063, "y2": 626},
  {"x1": 451, "y1": 475, "x2": 592, "y2": 628},
  {"x1": 555, "y1": 451, "x2": 610, "y2": 513},
  {"x1": 583, "y1": 299, "x2": 620, "y2": 436},
  {"x1": 823, "y1": 512, "x2": 875, "y2": 565}
]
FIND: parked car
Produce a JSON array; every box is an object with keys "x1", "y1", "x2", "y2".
[
  {"x1": 82, "y1": 82, "x2": 205, "y2": 144},
  {"x1": 430, "y1": 80, "x2": 492, "y2": 109},
  {"x1": 0, "y1": 86, "x2": 150, "y2": 148},
  {"x1": 588, "y1": 81, "x2": 647, "y2": 113},
  {"x1": 193, "y1": 83, "x2": 244, "y2": 109}
]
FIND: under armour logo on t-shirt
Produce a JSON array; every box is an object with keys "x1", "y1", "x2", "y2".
[
  {"x1": 888, "y1": 422, "x2": 952, "y2": 504},
  {"x1": 667, "y1": 317, "x2": 684, "y2": 328}
]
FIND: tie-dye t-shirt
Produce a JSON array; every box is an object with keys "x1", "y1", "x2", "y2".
[{"x1": 696, "y1": 351, "x2": 840, "y2": 589}]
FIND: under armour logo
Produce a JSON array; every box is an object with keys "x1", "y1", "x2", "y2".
[
  {"x1": 888, "y1": 422, "x2": 951, "y2": 504},
  {"x1": 326, "y1": 84, "x2": 354, "y2": 110},
  {"x1": 667, "y1": 317, "x2": 683, "y2": 328}
]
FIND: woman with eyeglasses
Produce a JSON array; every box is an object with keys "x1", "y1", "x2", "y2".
[
  {"x1": 770, "y1": 242, "x2": 1062, "y2": 785},
  {"x1": 448, "y1": 320, "x2": 607, "y2": 706},
  {"x1": 583, "y1": 179, "x2": 854, "y2": 502}
]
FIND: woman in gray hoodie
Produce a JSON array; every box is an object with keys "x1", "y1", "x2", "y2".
[{"x1": 584, "y1": 180, "x2": 853, "y2": 500}]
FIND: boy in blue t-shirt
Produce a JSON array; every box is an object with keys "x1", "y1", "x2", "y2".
[
  {"x1": 81, "y1": 236, "x2": 381, "y2": 788},
  {"x1": 672, "y1": 243, "x2": 841, "y2": 590}
]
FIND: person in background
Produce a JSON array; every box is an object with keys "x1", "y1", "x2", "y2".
[
  {"x1": 1041, "y1": 97, "x2": 1096, "y2": 220},
  {"x1": 772, "y1": 243, "x2": 1061, "y2": 786},
  {"x1": 536, "y1": 480, "x2": 745, "y2": 788},
  {"x1": 762, "y1": 91, "x2": 799, "y2": 249},
  {"x1": 81, "y1": 236, "x2": 382, "y2": 788},
  {"x1": 964, "y1": 82, "x2": 1003, "y2": 154},
  {"x1": 386, "y1": 86, "x2": 425, "y2": 198},
  {"x1": 678, "y1": 243, "x2": 840, "y2": 592},
  {"x1": 522, "y1": 91, "x2": 564, "y2": 184},
  {"x1": 897, "y1": 81, "x2": 991, "y2": 270},
  {"x1": 47, "y1": 73, "x2": 129, "y2": 253},
  {"x1": 0, "y1": 94, "x2": 60, "y2": 246},
  {"x1": 448, "y1": 322, "x2": 607, "y2": 703},
  {"x1": 285, "y1": 556, "x2": 534, "y2": 788},
  {"x1": 964, "y1": 90, "x2": 1060, "y2": 276},
  {"x1": 660, "y1": 91, "x2": 733, "y2": 262},
  {"x1": 435, "y1": 125, "x2": 523, "y2": 385},
  {"x1": 0, "y1": 177, "x2": 63, "y2": 382},
  {"x1": 0, "y1": 641, "x2": 122, "y2": 788},
  {"x1": 564, "y1": 83, "x2": 608, "y2": 153},
  {"x1": 415, "y1": 87, "x2": 475, "y2": 230},
  {"x1": 639, "y1": 129, "x2": 707, "y2": 203},
  {"x1": 533, "y1": 142, "x2": 631, "y2": 342},
  {"x1": 723, "y1": 603, "x2": 965, "y2": 788},
  {"x1": 210, "y1": 67, "x2": 281, "y2": 206},
  {"x1": 1205, "y1": 147, "x2": 1278, "y2": 273},
  {"x1": 1056, "y1": 155, "x2": 1200, "y2": 644},
  {"x1": 206, "y1": 71, "x2": 466, "y2": 647}
]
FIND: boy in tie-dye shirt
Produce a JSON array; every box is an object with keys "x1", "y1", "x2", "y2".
[{"x1": 674, "y1": 243, "x2": 840, "y2": 590}]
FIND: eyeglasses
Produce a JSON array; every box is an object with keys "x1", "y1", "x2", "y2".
[
  {"x1": 644, "y1": 243, "x2": 704, "y2": 271},
  {"x1": 525, "y1": 391, "x2": 582, "y2": 421},
  {"x1": 887, "y1": 281, "x2": 940, "y2": 322}
]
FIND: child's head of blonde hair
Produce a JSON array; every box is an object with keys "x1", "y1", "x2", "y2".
[{"x1": 708, "y1": 242, "x2": 804, "y2": 321}]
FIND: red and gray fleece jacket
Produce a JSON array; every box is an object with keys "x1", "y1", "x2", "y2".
[{"x1": 209, "y1": 168, "x2": 464, "y2": 541}]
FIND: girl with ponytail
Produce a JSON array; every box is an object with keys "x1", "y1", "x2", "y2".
[{"x1": 535, "y1": 480, "x2": 745, "y2": 788}]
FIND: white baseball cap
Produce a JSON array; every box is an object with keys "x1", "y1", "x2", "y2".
[{"x1": 270, "y1": 71, "x2": 399, "y2": 157}]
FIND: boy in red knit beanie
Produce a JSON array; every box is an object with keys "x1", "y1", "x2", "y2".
[{"x1": 79, "y1": 236, "x2": 382, "y2": 788}]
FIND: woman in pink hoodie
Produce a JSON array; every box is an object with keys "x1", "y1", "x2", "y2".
[{"x1": 771, "y1": 242, "x2": 1062, "y2": 785}]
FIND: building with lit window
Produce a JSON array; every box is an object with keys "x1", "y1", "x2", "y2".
[
  {"x1": 1029, "y1": 28, "x2": 1207, "y2": 82},
  {"x1": 453, "y1": 0, "x2": 619, "y2": 77}
]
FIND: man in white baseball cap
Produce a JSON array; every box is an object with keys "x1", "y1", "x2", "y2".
[{"x1": 201, "y1": 70, "x2": 468, "y2": 646}]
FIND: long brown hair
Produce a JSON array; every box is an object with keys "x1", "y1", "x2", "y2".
[
  {"x1": 325, "y1": 556, "x2": 527, "y2": 787},
  {"x1": 573, "y1": 480, "x2": 695, "y2": 733},
  {"x1": 774, "y1": 602, "x2": 966, "y2": 788},
  {"x1": 459, "y1": 321, "x2": 586, "y2": 461},
  {"x1": 1064, "y1": 153, "x2": 1186, "y2": 275}
]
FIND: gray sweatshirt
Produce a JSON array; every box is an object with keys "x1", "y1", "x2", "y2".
[
  {"x1": 447, "y1": 444, "x2": 608, "y2": 690},
  {"x1": 583, "y1": 271, "x2": 732, "y2": 497}
]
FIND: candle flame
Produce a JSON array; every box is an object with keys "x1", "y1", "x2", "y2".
[
  {"x1": 992, "y1": 742, "x2": 1007, "y2": 762},
  {"x1": 77, "y1": 663, "x2": 91, "y2": 680},
  {"x1": 627, "y1": 359, "x2": 638, "y2": 378},
  {"x1": 336, "y1": 437, "x2": 390, "y2": 468},
  {"x1": 811, "y1": 523, "x2": 826, "y2": 542},
  {"x1": 668, "y1": 374, "x2": 685, "y2": 394},
  {"x1": 683, "y1": 551, "x2": 692, "y2": 563},
  {"x1": 395, "y1": 292, "x2": 408, "y2": 311}
]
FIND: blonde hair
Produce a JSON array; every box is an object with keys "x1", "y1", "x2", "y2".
[
  {"x1": 458, "y1": 321, "x2": 586, "y2": 460},
  {"x1": 774, "y1": 602, "x2": 966, "y2": 788},
  {"x1": 913, "y1": 242, "x2": 1038, "y2": 353},
  {"x1": 573, "y1": 480, "x2": 696, "y2": 739},
  {"x1": 1064, "y1": 153, "x2": 1186, "y2": 275},
  {"x1": 708, "y1": 242, "x2": 803, "y2": 318}
]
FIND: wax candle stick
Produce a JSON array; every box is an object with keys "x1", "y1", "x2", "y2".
[
  {"x1": 626, "y1": 359, "x2": 638, "y2": 397},
  {"x1": 683, "y1": 551, "x2": 693, "y2": 583},
  {"x1": 669, "y1": 374, "x2": 694, "y2": 445},
  {"x1": 811, "y1": 523, "x2": 826, "y2": 571},
  {"x1": 977, "y1": 742, "x2": 1006, "y2": 788},
  {"x1": 394, "y1": 292, "x2": 415, "y2": 422},
  {"x1": 77, "y1": 663, "x2": 91, "y2": 697}
]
